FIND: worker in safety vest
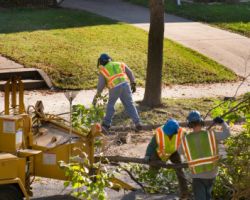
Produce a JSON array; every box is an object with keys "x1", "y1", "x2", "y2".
[
  {"x1": 178, "y1": 110, "x2": 231, "y2": 200},
  {"x1": 93, "y1": 53, "x2": 142, "y2": 131},
  {"x1": 145, "y1": 119, "x2": 189, "y2": 198}
]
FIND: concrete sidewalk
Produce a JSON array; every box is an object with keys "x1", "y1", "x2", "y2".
[
  {"x1": 1, "y1": 79, "x2": 249, "y2": 115},
  {"x1": 62, "y1": 0, "x2": 250, "y2": 77},
  {"x1": 0, "y1": 55, "x2": 23, "y2": 70}
]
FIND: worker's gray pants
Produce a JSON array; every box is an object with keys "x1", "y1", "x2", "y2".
[{"x1": 103, "y1": 82, "x2": 140, "y2": 126}]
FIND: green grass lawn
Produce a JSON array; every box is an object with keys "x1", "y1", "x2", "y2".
[
  {"x1": 0, "y1": 8, "x2": 237, "y2": 89},
  {"x1": 126, "y1": 0, "x2": 250, "y2": 37}
]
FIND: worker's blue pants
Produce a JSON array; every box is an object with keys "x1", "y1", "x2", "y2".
[
  {"x1": 103, "y1": 82, "x2": 140, "y2": 126},
  {"x1": 192, "y1": 178, "x2": 215, "y2": 200}
]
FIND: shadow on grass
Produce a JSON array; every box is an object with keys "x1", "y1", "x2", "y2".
[{"x1": 0, "y1": 7, "x2": 117, "y2": 34}]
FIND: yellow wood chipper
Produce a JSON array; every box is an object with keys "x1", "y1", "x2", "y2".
[{"x1": 0, "y1": 78, "x2": 134, "y2": 200}]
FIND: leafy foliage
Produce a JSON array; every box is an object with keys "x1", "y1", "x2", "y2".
[
  {"x1": 72, "y1": 94, "x2": 107, "y2": 134},
  {"x1": 60, "y1": 153, "x2": 114, "y2": 200},
  {"x1": 60, "y1": 94, "x2": 111, "y2": 199},
  {"x1": 213, "y1": 131, "x2": 250, "y2": 199},
  {"x1": 123, "y1": 164, "x2": 181, "y2": 194},
  {"x1": 211, "y1": 93, "x2": 250, "y2": 125},
  {"x1": 211, "y1": 93, "x2": 250, "y2": 199}
]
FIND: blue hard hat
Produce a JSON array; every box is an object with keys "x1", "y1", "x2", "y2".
[
  {"x1": 163, "y1": 119, "x2": 179, "y2": 136},
  {"x1": 187, "y1": 110, "x2": 203, "y2": 123},
  {"x1": 98, "y1": 53, "x2": 111, "y2": 66}
]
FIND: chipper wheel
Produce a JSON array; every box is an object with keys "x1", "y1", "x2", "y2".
[{"x1": 0, "y1": 185, "x2": 23, "y2": 200}]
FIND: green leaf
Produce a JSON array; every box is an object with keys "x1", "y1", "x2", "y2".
[{"x1": 64, "y1": 181, "x2": 70, "y2": 187}]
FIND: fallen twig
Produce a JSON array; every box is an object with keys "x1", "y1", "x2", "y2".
[{"x1": 110, "y1": 162, "x2": 146, "y2": 192}]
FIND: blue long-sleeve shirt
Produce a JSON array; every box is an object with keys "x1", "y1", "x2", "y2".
[{"x1": 145, "y1": 135, "x2": 157, "y2": 157}]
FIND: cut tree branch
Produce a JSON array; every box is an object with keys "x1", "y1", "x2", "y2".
[{"x1": 96, "y1": 156, "x2": 188, "y2": 169}]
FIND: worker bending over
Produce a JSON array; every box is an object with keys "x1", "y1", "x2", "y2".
[
  {"x1": 178, "y1": 110, "x2": 231, "y2": 200},
  {"x1": 145, "y1": 119, "x2": 189, "y2": 199},
  {"x1": 93, "y1": 53, "x2": 142, "y2": 131}
]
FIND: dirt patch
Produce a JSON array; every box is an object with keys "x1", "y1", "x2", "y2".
[{"x1": 103, "y1": 132, "x2": 152, "y2": 158}]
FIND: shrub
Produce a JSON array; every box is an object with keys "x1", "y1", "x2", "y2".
[{"x1": 212, "y1": 93, "x2": 250, "y2": 199}]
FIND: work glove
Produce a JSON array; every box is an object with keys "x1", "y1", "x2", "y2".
[
  {"x1": 131, "y1": 82, "x2": 136, "y2": 93},
  {"x1": 92, "y1": 92, "x2": 102, "y2": 106},
  {"x1": 213, "y1": 117, "x2": 224, "y2": 124},
  {"x1": 144, "y1": 156, "x2": 150, "y2": 162},
  {"x1": 92, "y1": 98, "x2": 97, "y2": 107},
  {"x1": 92, "y1": 94, "x2": 99, "y2": 107}
]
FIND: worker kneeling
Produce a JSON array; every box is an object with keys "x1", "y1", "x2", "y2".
[
  {"x1": 178, "y1": 110, "x2": 231, "y2": 200},
  {"x1": 145, "y1": 119, "x2": 189, "y2": 199}
]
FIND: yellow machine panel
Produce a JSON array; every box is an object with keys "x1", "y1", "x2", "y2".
[
  {"x1": 0, "y1": 116, "x2": 24, "y2": 153},
  {"x1": 17, "y1": 158, "x2": 26, "y2": 187},
  {"x1": 0, "y1": 153, "x2": 26, "y2": 185},
  {"x1": 0, "y1": 153, "x2": 19, "y2": 180},
  {"x1": 33, "y1": 140, "x2": 89, "y2": 180}
]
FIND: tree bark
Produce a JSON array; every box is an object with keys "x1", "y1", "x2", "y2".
[{"x1": 142, "y1": 0, "x2": 165, "y2": 107}]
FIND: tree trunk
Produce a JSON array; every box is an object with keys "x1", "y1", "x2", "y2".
[{"x1": 142, "y1": 0, "x2": 165, "y2": 107}]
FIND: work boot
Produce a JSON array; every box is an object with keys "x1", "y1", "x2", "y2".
[
  {"x1": 179, "y1": 191, "x2": 192, "y2": 200},
  {"x1": 101, "y1": 123, "x2": 110, "y2": 130},
  {"x1": 101, "y1": 123, "x2": 110, "y2": 135},
  {"x1": 179, "y1": 196, "x2": 191, "y2": 200},
  {"x1": 135, "y1": 123, "x2": 142, "y2": 132}
]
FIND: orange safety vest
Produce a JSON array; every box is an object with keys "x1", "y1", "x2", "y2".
[
  {"x1": 155, "y1": 127, "x2": 184, "y2": 161},
  {"x1": 99, "y1": 61, "x2": 128, "y2": 89}
]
